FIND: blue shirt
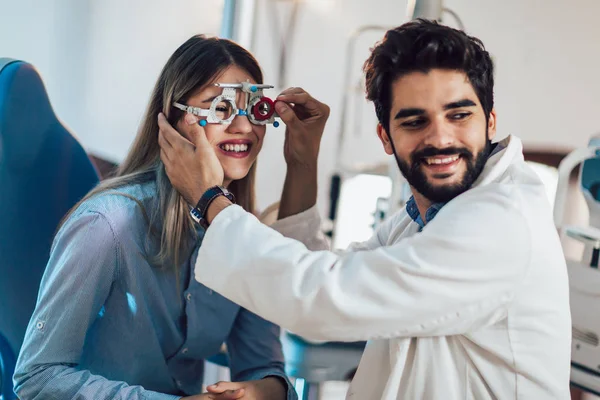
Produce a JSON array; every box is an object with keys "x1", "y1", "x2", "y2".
[
  {"x1": 405, "y1": 197, "x2": 445, "y2": 229},
  {"x1": 14, "y1": 181, "x2": 296, "y2": 400}
]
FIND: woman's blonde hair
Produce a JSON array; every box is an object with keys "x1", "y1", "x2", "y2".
[{"x1": 65, "y1": 35, "x2": 263, "y2": 271}]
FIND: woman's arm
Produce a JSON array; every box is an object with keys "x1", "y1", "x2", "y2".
[{"x1": 13, "y1": 211, "x2": 180, "y2": 400}]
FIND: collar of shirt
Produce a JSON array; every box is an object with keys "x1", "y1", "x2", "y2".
[{"x1": 406, "y1": 197, "x2": 445, "y2": 229}]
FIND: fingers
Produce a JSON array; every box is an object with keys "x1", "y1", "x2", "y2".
[
  {"x1": 206, "y1": 382, "x2": 245, "y2": 399},
  {"x1": 182, "y1": 112, "x2": 211, "y2": 149},
  {"x1": 274, "y1": 101, "x2": 301, "y2": 130},
  {"x1": 158, "y1": 126, "x2": 173, "y2": 151},
  {"x1": 206, "y1": 381, "x2": 242, "y2": 394},
  {"x1": 278, "y1": 86, "x2": 305, "y2": 97},
  {"x1": 159, "y1": 148, "x2": 170, "y2": 164},
  {"x1": 157, "y1": 113, "x2": 195, "y2": 151},
  {"x1": 277, "y1": 92, "x2": 317, "y2": 110},
  {"x1": 277, "y1": 90, "x2": 330, "y2": 120},
  {"x1": 208, "y1": 389, "x2": 245, "y2": 400}
]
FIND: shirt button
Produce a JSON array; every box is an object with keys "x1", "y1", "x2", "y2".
[
  {"x1": 181, "y1": 348, "x2": 189, "y2": 354},
  {"x1": 35, "y1": 321, "x2": 45, "y2": 330},
  {"x1": 207, "y1": 290, "x2": 213, "y2": 295},
  {"x1": 176, "y1": 380, "x2": 182, "y2": 387},
  {"x1": 186, "y1": 293, "x2": 192, "y2": 301}
]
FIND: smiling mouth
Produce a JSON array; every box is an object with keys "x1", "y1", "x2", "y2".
[
  {"x1": 217, "y1": 142, "x2": 253, "y2": 158},
  {"x1": 419, "y1": 155, "x2": 463, "y2": 178},
  {"x1": 219, "y1": 143, "x2": 250, "y2": 153},
  {"x1": 423, "y1": 155, "x2": 460, "y2": 165}
]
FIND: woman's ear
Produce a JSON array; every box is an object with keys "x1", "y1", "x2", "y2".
[{"x1": 377, "y1": 124, "x2": 394, "y2": 155}]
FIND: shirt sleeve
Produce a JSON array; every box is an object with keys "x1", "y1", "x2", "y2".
[
  {"x1": 269, "y1": 206, "x2": 330, "y2": 251},
  {"x1": 226, "y1": 308, "x2": 297, "y2": 400},
  {"x1": 269, "y1": 204, "x2": 394, "y2": 253},
  {"x1": 195, "y1": 188, "x2": 531, "y2": 342},
  {"x1": 13, "y1": 211, "x2": 180, "y2": 400}
]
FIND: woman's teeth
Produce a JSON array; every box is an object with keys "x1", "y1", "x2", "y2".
[
  {"x1": 220, "y1": 144, "x2": 249, "y2": 153},
  {"x1": 424, "y1": 155, "x2": 459, "y2": 165}
]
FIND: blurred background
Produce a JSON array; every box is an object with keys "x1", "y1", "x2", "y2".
[{"x1": 2, "y1": 0, "x2": 600, "y2": 398}]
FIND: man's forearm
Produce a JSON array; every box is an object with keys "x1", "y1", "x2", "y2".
[{"x1": 278, "y1": 164, "x2": 318, "y2": 220}]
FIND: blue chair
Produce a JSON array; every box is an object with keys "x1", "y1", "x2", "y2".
[
  {"x1": 0, "y1": 332, "x2": 16, "y2": 400},
  {"x1": 0, "y1": 58, "x2": 100, "y2": 398}
]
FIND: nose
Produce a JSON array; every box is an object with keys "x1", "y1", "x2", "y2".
[
  {"x1": 422, "y1": 116, "x2": 455, "y2": 149},
  {"x1": 227, "y1": 110, "x2": 253, "y2": 135}
]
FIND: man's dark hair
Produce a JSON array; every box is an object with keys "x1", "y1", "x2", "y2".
[{"x1": 363, "y1": 19, "x2": 494, "y2": 133}]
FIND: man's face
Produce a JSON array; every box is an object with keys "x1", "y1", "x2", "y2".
[{"x1": 377, "y1": 69, "x2": 496, "y2": 203}]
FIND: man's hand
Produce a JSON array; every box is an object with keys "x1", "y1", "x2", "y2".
[
  {"x1": 205, "y1": 377, "x2": 286, "y2": 400},
  {"x1": 275, "y1": 87, "x2": 330, "y2": 170},
  {"x1": 181, "y1": 389, "x2": 245, "y2": 400},
  {"x1": 158, "y1": 112, "x2": 224, "y2": 206},
  {"x1": 275, "y1": 88, "x2": 330, "y2": 219}
]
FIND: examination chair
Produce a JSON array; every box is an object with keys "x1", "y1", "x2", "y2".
[
  {"x1": 0, "y1": 58, "x2": 100, "y2": 399},
  {"x1": 554, "y1": 135, "x2": 600, "y2": 395}
]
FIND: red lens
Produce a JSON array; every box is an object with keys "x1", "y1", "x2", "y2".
[{"x1": 252, "y1": 97, "x2": 275, "y2": 121}]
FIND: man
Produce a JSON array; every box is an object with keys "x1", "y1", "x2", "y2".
[{"x1": 158, "y1": 20, "x2": 571, "y2": 399}]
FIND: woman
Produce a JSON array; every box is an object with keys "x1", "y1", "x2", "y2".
[{"x1": 13, "y1": 35, "x2": 294, "y2": 400}]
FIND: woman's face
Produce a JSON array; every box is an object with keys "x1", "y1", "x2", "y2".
[{"x1": 176, "y1": 65, "x2": 266, "y2": 186}]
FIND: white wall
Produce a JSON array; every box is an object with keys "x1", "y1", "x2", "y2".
[
  {"x1": 443, "y1": 0, "x2": 600, "y2": 151},
  {"x1": 0, "y1": 0, "x2": 92, "y2": 138},
  {"x1": 83, "y1": 0, "x2": 225, "y2": 162},
  {"x1": 246, "y1": 0, "x2": 600, "y2": 213},
  {"x1": 250, "y1": 0, "x2": 408, "y2": 212},
  {"x1": 0, "y1": 0, "x2": 224, "y2": 162},
  {"x1": 4, "y1": 0, "x2": 600, "y2": 214}
]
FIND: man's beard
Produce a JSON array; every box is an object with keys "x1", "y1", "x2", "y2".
[{"x1": 392, "y1": 137, "x2": 492, "y2": 204}]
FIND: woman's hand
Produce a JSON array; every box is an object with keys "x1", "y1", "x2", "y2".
[
  {"x1": 275, "y1": 88, "x2": 330, "y2": 170},
  {"x1": 158, "y1": 113, "x2": 224, "y2": 206},
  {"x1": 205, "y1": 377, "x2": 286, "y2": 400}
]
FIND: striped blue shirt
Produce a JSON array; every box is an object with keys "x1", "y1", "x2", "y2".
[{"x1": 14, "y1": 181, "x2": 295, "y2": 400}]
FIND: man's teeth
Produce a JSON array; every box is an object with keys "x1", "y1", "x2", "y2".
[
  {"x1": 220, "y1": 144, "x2": 249, "y2": 152},
  {"x1": 425, "y1": 155, "x2": 459, "y2": 165}
]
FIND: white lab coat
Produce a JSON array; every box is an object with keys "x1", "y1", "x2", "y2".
[{"x1": 195, "y1": 135, "x2": 571, "y2": 399}]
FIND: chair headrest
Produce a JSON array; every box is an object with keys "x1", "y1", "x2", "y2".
[
  {"x1": 0, "y1": 58, "x2": 58, "y2": 170},
  {"x1": 581, "y1": 135, "x2": 600, "y2": 201}
]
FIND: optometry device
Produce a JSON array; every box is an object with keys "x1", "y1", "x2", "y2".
[{"x1": 173, "y1": 81, "x2": 281, "y2": 127}]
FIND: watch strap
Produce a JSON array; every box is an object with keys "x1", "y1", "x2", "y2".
[{"x1": 190, "y1": 186, "x2": 235, "y2": 227}]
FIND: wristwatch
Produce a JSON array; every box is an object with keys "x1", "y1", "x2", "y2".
[{"x1": 190, "y1": 185, "x2": 236, "y2": 228}]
